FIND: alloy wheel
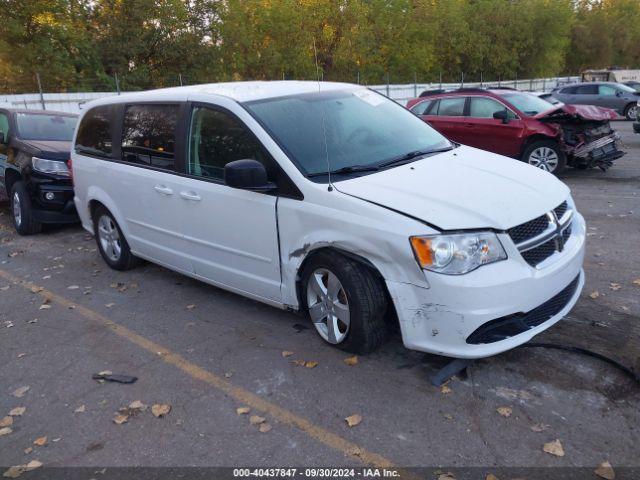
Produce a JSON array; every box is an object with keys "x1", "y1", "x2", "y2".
[
  {"x1": 627, "y1": 105, "x2": 638, "y2": 121},
  {"x1": 528, "y1": 147, "x2": 559, "y2": 173},
  {"x1": 97, "y1": 215, "x2": 122, "y2": 262},
  {"x1": 306, "y1": 268, "x2": 350, "y2": 344},
  {"x1": 12, "y1": 192, "x2": 22, "y2": 227}
]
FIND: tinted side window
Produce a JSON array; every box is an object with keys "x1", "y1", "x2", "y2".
[
  {"x1": 75, "y1": 106, "x2": 114, "y2": 158},
  {"x1": 188, "y1": 107, "x2": 268, "y2": 180},
  {"x1": 575, "y1": 85, "x2": 598, "y2": 95},
  {"x1": 410, "y1": 100, "x2": 432, "y2": 115},
  {"x1": 121, "y1": 104, "x2": 178, "y2": 170},
  {"x1": 469, "y1": 97, "x2": 506, "y2": 118},
  {"x1": 560, "y1": 86, "x2": 577, "y2": 94},
  {"x1": 598, "y1": 85, "x2": 617, "y2": 96},
  {"x1": 437, "y1": 97, "x2": 465, "y2": 116},
  {"x1": 0, "y1": 112, "x2": 9, "y2": 138}
]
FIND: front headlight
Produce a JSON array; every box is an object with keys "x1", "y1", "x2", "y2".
[
  {"x1": 32, "y1": 157, "x2": 70, "y2": 176},
  {"x1": 410, "y1": 232, "x2": 507, "y2": 275}
]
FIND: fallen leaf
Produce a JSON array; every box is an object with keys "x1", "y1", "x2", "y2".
[
  {"x1": 23, "y1": 447, "x2": 32, "y2": 455},
  {"x1": 9, "y1": 407, "x2": 25, "y2": 417},
  {"x1": 67, "y1": 285, "x2": 80, "y2": 290},
  {"x1": 258, "y1": 423, "x2": 272, "y2": 433},
  {"x1": 98, "y1": 370, "x2": 112, "y2": 376},
  {"x1": 33, "y1": 436, "x2": 47, "y2": 447},
  {"x1": 594, "y1": 461, "x2": 615, "y2": 480},
  {"x1": 530, "y1": 423, "x2": 550, "y2": 432},
  {"x1": 38, "y1": 304, "x2": 51, "y2": 310},
  {"x1": 52, "y1": 438, "x2": 61, "y2": 442},
  {"x1": 12, "y1": 386, "x2": 29, "y2": 398},
  {"x1": 0, "y1": 427, "x2": 12, "y2": 436},
  {"x1": 486, "y1": 475, "x2": 499, "y2": 480},
  {"x1": 105, "y1": 303, "x2": 115, "y2": 308},
  {"x1": 186, "y1": 304, "x2": 196, "y2": 310},
  {"x1": 16, "y1": 353, "x2": 26, "y2": 359},
  {"x1": 151, "y1": 404, "x2": 171, "y2": 418},
  {"x1": 236, "y1": 407, "x2": 251, "y2": 415},
  {"x1": 343, "y1": 356, "x2": 358, "y2": 366},
  {"x1": 589, "y1": 291, "x2": 600, "y2": 299},
  {"x1": 29, "y1": 286, "x2": 43, "y2": 294},
  {"x1": 345, "y1": 414, "x2": 362, "y2": 427},
  {"x1": 632, "y1": 278, "x2": 640, "y2": 286},
  {"x1": 249, "y1": 415, "x2": 265, "y2": 425},
  {"x1": 224, "y1": 372, "x2": 233, "y2": 378},
  {"x1": 281, "y1": 351, "x2": 294, "y2": 358},
  {"x1": 305, "y1": 361, "x2": 318, "y2": 368},
  {"x1": 609, "y1": 283, "x2": 621, "y2": 291},
  {"x1": 443, "y1": 413, "x2": 454, "y2": 420},
  {"x1": 2, "y1": 466, "x2": 25, "y2": 478},
  {"x1": 0, "y1": 286, "x2": 9, "y2": 291},
  {"x1": 292, "y1": 359, "x2": 305, "y2": 366},
  {"x1": 437, "y1": 473, "x2": 456, "y2": 480},
  {"x1": 128, "y1": 400, "x2": 147, "y2": 412},
  {"x1": 0, "y1": 417, "x2": 13, "y2": 428},
  {"x1": 74, "y1": 405, "x2": 85, "y2": 413},
  {"x1": 113, "y1": 413, "x2": 128, "y2": 425},
  {"x1": 496, "y1": 407, "x2": 512, "y2": 418},
  {"x1": 441, "y1": 384, "x2": 452, "y2": 394},
  {"x1": 4, "y1": 321, "x2": 13, "y2": 328},
  {"x1": 25, "y1": 461, "x2": 42, "y2": 471},
  {"x1": 543, "y1": 439, "x2": 565, "y2": 457}
]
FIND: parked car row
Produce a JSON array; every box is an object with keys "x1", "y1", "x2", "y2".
[
  {"x1": 0, "y1": 81, "x2": 590, "y2": 360},
  {"x1": 406, "y1": 87, "x2": 625, "y2": 174}
]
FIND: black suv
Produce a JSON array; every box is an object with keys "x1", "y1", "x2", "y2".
[{"x1": 0, "y1": 108, "x2": 79, "y2": 235}]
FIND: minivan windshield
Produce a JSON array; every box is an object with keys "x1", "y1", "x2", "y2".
[
  {"x1": 499, "y1": 92, "x2": 556, "y2": 116},
  {"x1": 16, "y1": 113, "x2": 78, "y2": 141},
  {"x1": 244, "y1": 89, "x2": 451, "y2": 176}
]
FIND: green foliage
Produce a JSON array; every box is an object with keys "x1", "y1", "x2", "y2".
[{"x1": 0, "y1": 0, "x2": 636, "y2": 93}]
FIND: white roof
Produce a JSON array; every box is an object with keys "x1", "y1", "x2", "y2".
[{"x1": 87, "y1": 81, "x2": 359, "y2": 107}]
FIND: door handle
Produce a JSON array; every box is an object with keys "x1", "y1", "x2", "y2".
[
  {"x1": 154, "y1": 185, "x2": 173, "y2": 195},
  {"x1": 180, "y1": 191, "x2": 202, "y2": 202}
]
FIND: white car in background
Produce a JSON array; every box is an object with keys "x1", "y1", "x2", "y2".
[{"x1": 70, "y1": 81, "x2": 585, "y2": 359}]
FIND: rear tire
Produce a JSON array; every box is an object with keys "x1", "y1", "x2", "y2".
[
  {"x1": 301, "y1": 251, "x2": 388, "y2": 354},
  {"x1": 10, "y1": 181, "x2": 42, "y2": 235},
  {"x1": 522, "y1": 139, "x2": 566, "y2": 175},
  {"x1": 92, "y1": 205, "x2": 138, "y2": 271},
  {"x1": 623, "y1": 103, "x2": 638, "y2": 121}
]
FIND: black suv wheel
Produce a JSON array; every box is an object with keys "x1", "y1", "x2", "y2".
[{"x1": 10, "y1": 181, "x2": 42, "y2": 235}]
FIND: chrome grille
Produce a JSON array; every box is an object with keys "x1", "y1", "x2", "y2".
[{"x1": 508, "y1": 200, "x2": 573, "y2": 268}]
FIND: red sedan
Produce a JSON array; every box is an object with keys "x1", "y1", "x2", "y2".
[{"x1": 406, "y1": 88, "x2": 624, "y2": 174}]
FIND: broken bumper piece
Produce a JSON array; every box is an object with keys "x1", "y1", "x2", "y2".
[
  {"x1": 571, "y1": 133, "x2": 625, "y2": 170},
  {"x1": 385, "y1": 213, "x2": 586, "y2": 359}
]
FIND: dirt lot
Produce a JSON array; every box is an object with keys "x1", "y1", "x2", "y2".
[{"x1": 0, "y1": 122, "x2": 639, "y2": 479}]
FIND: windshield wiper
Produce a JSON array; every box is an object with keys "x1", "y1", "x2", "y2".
[
  {"x1": 377, "y1": 145, "x2": 455, "y2": 169},
  {"x1": 307, "y1": 164, "x2": 381, "y2": 177}
]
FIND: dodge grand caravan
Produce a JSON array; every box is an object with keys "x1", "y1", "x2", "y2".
[{"x1": 71, "y1": 81, "x2": 586, "y2": 359}]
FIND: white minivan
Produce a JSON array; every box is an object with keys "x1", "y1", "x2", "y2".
[{"x1": 71, "y1": 81, "x2": 585, "y2": 359}]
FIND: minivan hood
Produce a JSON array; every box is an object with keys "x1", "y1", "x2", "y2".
[
  {"x1": 534, "y1": 104, "x2": 618, "y2": 122},
  {"x1": 334, "y1": 146, "x2": 569, "y2": 231}
]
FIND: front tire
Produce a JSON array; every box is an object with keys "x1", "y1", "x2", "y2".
[
  {"x1": 301, "y1": 251, "x2": 388, "y2": 354},
  {"x1": 623, "y1": 103, "x2": 638, "y2": 121},
  {"x1": 10, "y1": 181, "x2": 42, "y2": 235},
  {"x1": 522, "y1": 140, "x2": 566, "y2": 175},
  {"x1": 93, "y1": 205, "x2": 138, "y2": 271}
]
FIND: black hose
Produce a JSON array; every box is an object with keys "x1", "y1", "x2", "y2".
[{"x1": 521, "y1": 342, "x2": 640, "y2": 386}]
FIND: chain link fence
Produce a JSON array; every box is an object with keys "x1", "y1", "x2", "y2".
[{"x1": 0, "y1": 74, "x2": 581, "y2": 113}]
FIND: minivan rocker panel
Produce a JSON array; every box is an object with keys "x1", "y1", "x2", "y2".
[{"x1": 71, "y1": 81, "x2": 585, "y2": 359}]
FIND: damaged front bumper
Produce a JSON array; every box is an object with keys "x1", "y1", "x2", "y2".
[
  {"x1": 386, "y1": 213, "x2": 586, "y2": 359},
  {"x1": 567, "y1": 132, "x2": 625, "y2": 170}
]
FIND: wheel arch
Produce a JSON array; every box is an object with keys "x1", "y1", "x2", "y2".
[
  {"x1": 519, "y1": 133, "x2": 560, "y2": 159},
  {"x1": 84, "y1": 186, "x2": 130, "y2": 238},
  {"x1": 3, "y1": 167, "x2": 22, "y2": 197},
  {"x1": 294, "y1": 246, "x2": 398, "y2": 326}
]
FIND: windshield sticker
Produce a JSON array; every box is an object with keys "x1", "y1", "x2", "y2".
[{"x1": 353, "y1": 89, "x2": 384, "y2": 107}]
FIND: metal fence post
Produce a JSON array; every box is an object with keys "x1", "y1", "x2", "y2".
[
  {"x1": 114, "y1": 74, "x2": 121, "y2": 95},
  {"x1": 357, "y1": 71, "x2": 360, "y2": 85},
  {"x1": 543, "y1": 77, "x2": 546, "y2": 91},
  {"x1": 179, "y1": 73, "x2": 184, "y2": 86},
  {"x1": 386, "y1": 72, "x2": 390, "y2": 97},
  {"x1": 461, "y1": 72, "x2": 464, "y2": 88},
  {"x1": 36, "y1": 73, "x2": 45, "y2": 110},
  {"x1": 439, "y1": 70, "x2": 442, "y2": 89},
  {"x1": 414, "y1": 72, "x2": 417, "y2": 97}
]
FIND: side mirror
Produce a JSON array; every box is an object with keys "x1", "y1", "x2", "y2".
[
  {"x1": 493, "y1": 110, "x2": 509, "y2": 124},
  {"x1": 224, "y1": 159, "x2": 276, "y2": 192}
]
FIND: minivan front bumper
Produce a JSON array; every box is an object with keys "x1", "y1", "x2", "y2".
[{"x1": 386, "y1": 212, "x2": 586, "y2": 359}]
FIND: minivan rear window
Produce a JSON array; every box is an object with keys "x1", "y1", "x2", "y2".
[
  {"x1": 121, "y1": 104, "x2": 178, "y2": 171},
  {"x1": 76, "y1": 106, "x2": 114, "y2": 158}
]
